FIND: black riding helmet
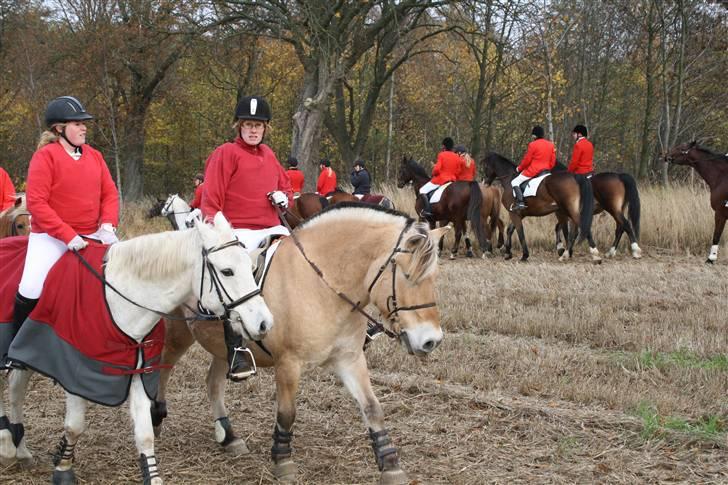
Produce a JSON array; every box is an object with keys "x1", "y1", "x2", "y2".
[
  {"x1": 45, "y1": 96, "x2": 94, "y2": 127},
  {"x1": 531, "y1": 125, "x2": 545, "y2": 139},
  {"x1": 234, "y1": 95, "x2": 271, "y2": 122},
  {"x1": 353, "y1": 159, "x2": 365, "y2": 168},
  {"x1": 572, "y1": 124, "x2": 588, "y2": 137}
]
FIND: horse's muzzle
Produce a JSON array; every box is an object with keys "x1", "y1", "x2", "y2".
[{"x1": 399, "y1": 325, "x2": 443, "y2": 356}]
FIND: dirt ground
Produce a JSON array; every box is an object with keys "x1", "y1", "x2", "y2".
[{"x1": 2, "y1": 251, "x2": 727, "y2": 484}]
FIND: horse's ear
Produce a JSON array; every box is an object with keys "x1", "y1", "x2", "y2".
[
  {"x1": 212, "y1": 212, "x2": 233, "y2": 234},
  {"x1": 429, "y1": 225, "x2": 451, "y2": 245}
]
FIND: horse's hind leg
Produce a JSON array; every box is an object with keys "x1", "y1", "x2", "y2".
[
  {"x1": 8, "y1": 369, "x2": 32, "y2": 465},
  {"x1": 504, "y1": 223, "x2": 515, "y2": 260},
  {"x1": 130, "y1": 376, "x2": 163, "y2": 484},
  {"x1": 207, "y1": 356, "x2": 249, "y2": 455},
  {"x1": 451, "y1": 220, "x2": 465, "y2": 259},
  {"x1": 335, "y1": 353, "x2": 408, "y2": 485},
  {"x1": 51, "y1": 393, "x2": 87, "y2": 484},
  {"x1": 464, "y1": 235, "x2": 474, "y2": 258},
  {"x1": 271, "y1": 359, "x2": 302, "y2": 481}
]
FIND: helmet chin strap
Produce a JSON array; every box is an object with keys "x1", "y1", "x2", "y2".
[{"x1": 60, "y1": 126, "x2": 82, "y2": 152}]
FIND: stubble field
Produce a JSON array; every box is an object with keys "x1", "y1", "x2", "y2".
[{"x1": 3, "y1": 184, "x2": 727, "y2": 484}]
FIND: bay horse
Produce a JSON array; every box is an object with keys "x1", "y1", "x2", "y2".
[
  {"x1": 152, "y1": 204, "x2": 448, "y2": 484},
  {"x1": 665, "y1": 141, "x2": 728, "y2": 263},
  {"x1": 0, "y1": 197, "x2": 30, "y2": 239},
  {"x1": 482, "y1": 152, "x2": 600, "y2": 262},
  {"x1": 0, "y1": 213, "x2": 272, "y2": 484},
  {"x1": 397, "y1": 157, "x2": 488, "y2": 258},
  {"x1": 284, "y1": 190, "x2": 395, "y2": 229},
  {"x1": 552, "y1": 162, "x2": 642, "y2": 259}
]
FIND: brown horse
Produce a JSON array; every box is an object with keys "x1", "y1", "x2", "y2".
[
  {"x1": 552, "y1": 162, "x2": 642, "y2": 259},
  {"x1": 665, "y1": 141, "x2": 728, "y2": 263},
  {"x1": 285, "y1": 190, "x2": 396, "y2": 229},
  {"x1": 482, "y1": 152, "x2": 600, "y2": 262},
  {"x1": 0, "y1": 197, "x2": 30, "y2": 238},
  {"x1": 152, "y1": 204, "x2": 448, "y2": 484},
  {"x1": 478, "y1": 183, "x2": 505, "y2": 254},
  {"x1": 397, "y1": 157, "x2": 488, "y2": 258}
]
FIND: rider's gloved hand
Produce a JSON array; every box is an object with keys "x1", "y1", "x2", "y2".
[
  {"x1": 67, "y1": 235, "x2": 88, "y2": 251},
  {"x1": 267, "y1": 191, "x2": 289, "y2": 209},
  {"x1": 185, "y1": 208, "x2": 202, "y2": 228},
  {"x1": 98, "y1": 223, "x2": 119, "y2": 244}
]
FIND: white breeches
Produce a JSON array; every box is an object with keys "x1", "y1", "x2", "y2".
[
  {"x1": 511, "y1": 173, "x2": 531, "y2": 188},
  {"x1": 419, "y1": 182, "x2": 440, "y2": 194},
  {"x1": 18, "y1": 232, "x2": 69, "y2": 299},
  {"x1": 233, "y1": 225, "x2": 289, "y2": 253}
]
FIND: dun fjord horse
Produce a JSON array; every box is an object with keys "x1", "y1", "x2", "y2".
[
  {"x1": 397, "y1": 157, "x2": 489, "y2": 258},
  {"x1": 1, "y1": 214, "x2": 272, "y2": 484},
  {"x1": 153, "y1": 204, "x2": 447, "y2": 485},
  {"x1": 0, "y1": 197, "x2": 30, "y2": 238},
  {"x1": 482, "y1": 152, "x2": 600, "y2": 262},
  {"x1": 552, "y1": 162, "x2": 642, "y2": 258},
  {"x1": 665, "y1": 141, "x2": 728, "y2": 263}
]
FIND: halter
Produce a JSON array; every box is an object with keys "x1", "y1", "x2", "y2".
[
  {"x1": 74, "y1": 237, "x2": 260, "y2": 323},
  {"x1": 277, "y1": 206, "x2": 436, "y2": 340}
]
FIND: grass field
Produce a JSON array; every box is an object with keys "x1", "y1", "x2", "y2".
[{"x1": 3, "y1": 182, "x2": 726, "y2": 484}]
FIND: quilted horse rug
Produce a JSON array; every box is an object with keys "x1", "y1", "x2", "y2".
[{"x1": 0, "y1": 236, "x2": 164, "y2": 406}]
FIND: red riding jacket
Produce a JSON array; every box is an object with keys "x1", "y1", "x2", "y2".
[
  {"x1": 456, "y1": 155, "x2": 476, "y2": 181},
  {"x1": 567, "y1": 137, "x2": 594, "y2": 174},
  {"x1": 189, "y1": 183, "x2": 203, "y2": 209},
  {"x1": 517, "y1": 138, "x2": 556, "y2": 177},
  {"x1": 0, "y1": 167, "x2": 15, "y2": 211},
  {"x1": 286, "y1": 169, "x2": 305, "y2": 193},
  {"x1": 316, "y1": 167, "x2": 337, "y2": 195},
  {"x1": 432, "y1": 151, "x2": 463, "y2": 185}
]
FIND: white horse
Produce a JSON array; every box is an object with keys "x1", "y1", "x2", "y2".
[
  {"x1": 0, "y1": 213, "x2": 273, "y2": 484},
  {"x1": 159, "y1": 194, "x2": 200, "y2": 231}
]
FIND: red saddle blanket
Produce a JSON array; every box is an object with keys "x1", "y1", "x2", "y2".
[{"x1": 0, "y1": 236, "x2": 165, "y2": 406}]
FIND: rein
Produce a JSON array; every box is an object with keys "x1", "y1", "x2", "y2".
[
  {"x1": 72, "y1": 238, "x2": 260, "y2": 323},
  {"x1": 277, "y1": 206, "x2": 436, "y2": 340}
]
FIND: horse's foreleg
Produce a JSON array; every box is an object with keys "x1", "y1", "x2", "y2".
[
  {"x1": 515, "y1": 223, "x2": 529, "y2": 262},
  {"x1": 0, "y1": 373, "x2": 14, "y2": 466},
  {"x1": 707, "y1": 212, "x2": 726, "y2": 263},
  {"x1": 52, "y1": 393, "x2": 87, "y2": 484},
  {"x1": 8, "y1": 369, "x2": 32, "y2": 464},
  {"x1": 130, "y1": 376, "x2": 163, "y2": 484},
  {"x1": 555, "y1": 215, "x2": 569, "y2": 257},
  {"x1": 207, "y1": 356, "x2": 248, "y2": 455},
  {"x1": 271, "y1": 359, "x2": 302, "y2": 481},
  {"x1": 336, "y1": 353, "x2": 408, "y2": 485},
  {"x1": 451, "y1": 221, "x2": 465, "y2": 259},
  {"x1": 504, "y1": 223, "x2": 515, "y2": 260}
]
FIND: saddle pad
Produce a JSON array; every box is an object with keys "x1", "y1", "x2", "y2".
[
  {"x1": 254, "y1": 238, "x2": 282, "y2": 290},
  {"x1": 521, "y1": 173, "x2": 551, "y2": 198},
  {"x1": 430, "y1": 182, "x2": 452, "y2": 204},
  {"x1": 1, "y1": 238, "x2": 164, "y2": 406}
]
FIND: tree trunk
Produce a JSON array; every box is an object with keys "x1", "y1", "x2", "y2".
[
  {"x1": 638, "y1": 0, "x2": 657, "y2": 179},
  {"x1": 122, "y1": 107, "x2": 147, "y2": 200}
]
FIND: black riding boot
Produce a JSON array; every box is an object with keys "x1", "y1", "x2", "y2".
[
  {"x1": 511, "y1": 186, "x2": 527, "y2": 211},
  {"x1": 223, "y1": 320, "x2": 256, "y2": 382},
  {"x1": 419, "y1": 194, "x2": 433, "y2": 219},
  {"x1": 5, "y1": 293, "x2": 38, "y2": 369}
]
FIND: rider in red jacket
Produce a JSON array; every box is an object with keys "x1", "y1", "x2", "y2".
[
  {"x1": 189, "y1": 173, "x2": 204, "y2": 209},
  {"x1": 316, "y1": 159, "x2": 337, "y2": 195},
  {"x1": 418, "y1": 137, "x2": 462, "y2": 218},
  {"x1": 285, "y1": 157, "x2": 305, "y2": 195},
  {"x1": 511, "y1": 125, "x2": 556, "y2": 211},
  {"x1": 567, "y1": 125, "x2": 594, "y2": 175},
  {"x1": 0, "y1": 167, "x2": 15, "y2": 211},
  {"x1": 454, "y1": 145, "x2": 476, "y2": 182}
]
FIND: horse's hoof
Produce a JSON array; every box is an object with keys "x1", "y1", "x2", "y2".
[
  {"x1": 593, "y1": 258, "x2": 603, "y2": 265},
  {"x1": 153, "y1": 425, "x2": 163, "y2": 438},
  {"x1": 0, "y1": 454, "x2": 16, "y2": 467},
  {"x1": 465, "y1": 251, "x2": 474, "y2": 258},
  {"x1": 519, "y1": 256, "x2": 528, "y2": 262},
  {"x1": 273, "y1": 459, "x2": 298, "y2": 481},
  {"x1": 606, "y1": 247, "x2": 617, "y2": 258},
  {"x1": 16, "y1": 455, "x2": 34, "y2": 469},
  {"x1": 481, "y1": 251, "x2": 493, "y2": 259},
  {"x1": 223, "y1": 438, "x2": 249, "y2": 456},
  {"x1": 449, "y1": 253, "x2": 455, "y2": 260},
  {"x1": 52, "y1": 469, "x2": 77, "y2": 485},
  {"x1": 705, "y1": 259, "x2": 714, "y2": 265},
  {"x1": 557, "y1": 248, "x2": 565, "y2": 256},
  {"x1": 380, "y1": 469, "x2": 409, "y2": 485}
]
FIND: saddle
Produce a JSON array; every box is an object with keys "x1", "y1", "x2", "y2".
[
  {"x1": 518, "y1": 171, "x2": 551, "y2": 198},
  {"x1": 425, "y1": 182, "x2": 452, "y2": 205}
]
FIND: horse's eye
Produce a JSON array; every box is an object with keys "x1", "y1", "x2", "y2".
[{"x1": 221, "y1": 268, "x2": 234, "y2": 277}]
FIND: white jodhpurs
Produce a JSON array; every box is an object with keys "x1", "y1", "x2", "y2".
[
  {"x1": 511, "y1": 173, "x2": 532, "y2": 188},
  {"x1": 18, "y1": 232, "x2": 69, "y2": 299},
  {"x1": 233, "y1": 225, "x2": 290, "y2": 254},
  {"x1": 419, "y1": 182, "x2": 440, "y2": 194}
]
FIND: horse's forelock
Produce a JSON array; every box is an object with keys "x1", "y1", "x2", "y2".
[{"x1": 404, "y1": 223, "x2": 438, "y2": 283}]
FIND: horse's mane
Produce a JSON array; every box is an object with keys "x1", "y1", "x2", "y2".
[
  {"x1": 298, "y1": 202, "x2": 437, "y2": 283},
  {"x1": 483, "y1": 151, "x2": 517, "y2": 170},
  {"x1": 405, "y1": 158, "x2": 431, "y2": 179},
  {"x1": 692, "y1": 143, "x2": 728, "y2": 163},
  {"x1": 105, "y1": 229, "x2": 199, "y2": 281}
]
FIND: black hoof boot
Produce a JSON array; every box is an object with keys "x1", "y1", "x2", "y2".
[{"x1": 52, "y1": 469, "x2": 77, "y2": 485}]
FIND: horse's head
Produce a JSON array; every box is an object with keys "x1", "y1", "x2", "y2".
[
  {"x1": 195, "y1": 213, "x2": 273, "y2": 341},
  {"x1": 664, "y1": 141, "x2": 698, "y2": 166},
  {"x1": 0, "y1": 196, "x2": 31, "y2": 238},
  {"x1": 397, "y1": 157, "x2": 414, "y2": 188},
  {"x1": 147, "y1": 198, "x2": 166, "y2": 218},
  {"x1": 369, "y1": 222, "x2": 450, "y2": 356},
  {"x1": 481, "y1": 153, "x2": 498, "y2": 184},
  {"x1": 160, "y1": 194, "x2": 180, "y2": 217}
]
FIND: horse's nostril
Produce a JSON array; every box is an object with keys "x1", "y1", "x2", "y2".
[
  {"x1": 258, "y1": 321, "x2": 268, "y2": 334},
  {"x1": 423, "y1": 340, "x2": 435, "y2": 352}
]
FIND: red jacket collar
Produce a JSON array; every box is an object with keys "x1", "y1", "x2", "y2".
[{"x1": 234, "y1": 136, "x2": 260, "y2": 154}]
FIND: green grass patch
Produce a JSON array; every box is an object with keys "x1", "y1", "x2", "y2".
[
  {"x1": 633, "y1": 402, "x2": 726, "y2": 441},
  {"x1": 614, "y1": 348, "x2": 728, "y2": 371}
]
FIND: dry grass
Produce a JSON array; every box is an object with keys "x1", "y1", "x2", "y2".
[{"x1": 3, "y1": 191, "x2": 727, "y2": 484}]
